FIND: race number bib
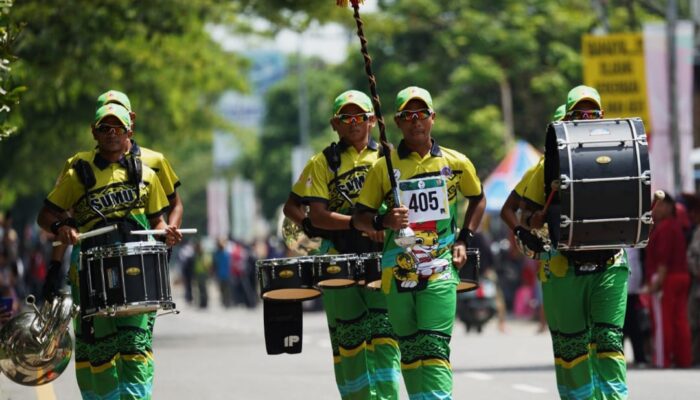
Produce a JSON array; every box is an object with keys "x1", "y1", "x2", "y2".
[{"x1": 398, "y1": 177, "x2": 450, "y2": 223}]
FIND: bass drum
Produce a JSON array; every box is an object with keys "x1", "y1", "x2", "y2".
[{"x1": 544, "y1": 118, "x2": 651, "y2": 250}]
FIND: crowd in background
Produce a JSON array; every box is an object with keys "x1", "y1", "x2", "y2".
[{"x1": 1, "y1": 197, "x2": 699, "y2": 369}]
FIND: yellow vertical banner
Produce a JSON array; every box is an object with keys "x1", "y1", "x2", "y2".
[{"x1": 582, "y1": 33, "x2": 650, "y2": 132}]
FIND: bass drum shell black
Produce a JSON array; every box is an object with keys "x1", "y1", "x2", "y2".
[{"x1": 544, "y1": 118, "x2": 651, "y2": 250}]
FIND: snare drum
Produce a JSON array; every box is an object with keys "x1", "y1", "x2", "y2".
[
  {"x1": 544, "y1": 118, "x2": 651, "y2": 250},
  {"x1": 357, "y1": 252, "x2": 382, "y2": 290},
  {"x1": 80, "y1": 242, "x2": 175, "y2": 317},
  {"x1": 313, "y1": 254, "x2": 357, "y2": 289},
  {"x1": 257, "y1": 257, "x2": 320, "y2": 302},
  {"x1": 456, "y1": 248, "x2": 480, "y2": 293}
]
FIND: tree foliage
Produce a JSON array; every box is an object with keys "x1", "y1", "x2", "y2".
[
  {"x1": 0, "y1": 0, "x2": 24, "y2": 141},
  {"x1": 0, "y1": 0, "x2": 247, "y2": 229},
  {"x1": 245, "y1": 56, "x2": 347, "y2": 219}
]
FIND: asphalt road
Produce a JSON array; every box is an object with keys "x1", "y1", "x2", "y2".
[{"x1": 1, "y1": 284, "x2": 698, "y2": 399}]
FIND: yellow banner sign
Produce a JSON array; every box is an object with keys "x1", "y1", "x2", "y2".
[{"x1": 582, "y1": 33, "x2": 650, "y2": 132}]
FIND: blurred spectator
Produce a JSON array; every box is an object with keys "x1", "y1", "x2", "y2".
[
  {"x1": 230, "y1": 238, "x2": 247, "y2": 307},
  {"x1": 177, "y1": 240, "x2": 196, "y2": 305},
  {"x1": 0, "y1": 264, "x2": 20, "y2": 325},
  {"x1": 214, "y1": 238, "x2": 232, "y2": 308},
  {"x1": 193, "y1": 240, "x2": 210, "y2": 309},
  {"x1": 645, "y1": 191, "x2": 692, "y2": 368},
  {"x1": 25, "y1": 243, "x2": 47, "y2": 302},
  {"x1": 623, "y1": 248, "x2": 650, "y2": 367},
  {"x1": 266, "y1": 235, "x2": 285, "y2": 259},
  {"x1": 684, "y1": 193, "x2": 700, "y2": 366},
  {"x1": 1, "y1": 211, "x2": 19, "y2": 262}
]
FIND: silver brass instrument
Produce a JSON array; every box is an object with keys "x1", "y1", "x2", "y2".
[
  {"x1": 280, "y1": 216, "x2": 322, "y2": 256},
  {"x1": 0, "y1": 294, "x2": 79, "y2": 386}
]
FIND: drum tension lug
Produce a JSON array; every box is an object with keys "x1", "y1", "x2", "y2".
[
  {"x1": 641, "y1": 170, "x2": 651, "y2": 185},
  {"x1": 559, "y1": 175, "x2": 571, "y2": 190},
  {"x1": 560, "y1": 215, "x2": 572, "y2": 228},
  {"x1": 557, "y1": 138, "x2": 567, "y2": 150},
  {"x1": 641, "y1": 212, "x2": 653, "y2": 224}
]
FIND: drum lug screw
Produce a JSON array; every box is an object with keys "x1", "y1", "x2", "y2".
[
  {"x1": 559, "y1": 215, "x2": 572, "y2": 228},
  {"x1": 557, "y1": 139, "x2": 567, "y2": 150},
  {"x1": 559, "y1": 175, "x2": 571, "y2": 190}
]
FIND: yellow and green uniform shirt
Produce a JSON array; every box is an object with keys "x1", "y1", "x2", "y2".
[
  {"x1": 521, "y1": 160, "x2": 546, "y2": 207},
  {"x1": 290, "y1": 154, "x2": 320, "y2": 201},
  {"x1": 356, "y1": 139, "x2": 482, "y2": 285},
  {"x1": 512, "y1": 155, "x2": 544, "y2": 200},
  {"x1": 60, "y1": 140, "x2": 180, "y2": 200},
  {"x1": 47, "y1": 149, "x2": 169, "y2": 232},
  {"x1": 303, "y1": 138, "x2": 381, "y2": 214}
]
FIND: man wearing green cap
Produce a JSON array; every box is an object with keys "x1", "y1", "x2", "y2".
[
  {"x1": 37, "y1": 103, "x2": 181, "y2": 400},
  {"x1": 44, "y1": 90, "x2": 184, "y2": 301},
  {"x1": 283, "y1": 89, "x2": 401, "y2": 400},
  {"x1": 354, "y1": 86, "x2": 486, "y2": 399},
  {"x1": 501, "y1": 86, "x2": 629, "y2": 399},
  {"x1": 500, "y1": 104, "x2": 566, "y2": 247}
]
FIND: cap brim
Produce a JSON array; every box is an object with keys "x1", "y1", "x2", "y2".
[
  {"x1": 336, "y1": 101, "x2": 372, "y2": 115},
  {"x1": 95, "y1": 114, "x2": 130, "y2": 128},
  {"x1": 398, "y1": 96, "x2": 432, "y2": 111},
  {"x1": 568, "y1": 97, "x2": 601, "y2": 111}
]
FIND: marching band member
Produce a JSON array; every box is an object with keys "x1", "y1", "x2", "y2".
[
  {"x1": 354, "y1": 86, "x2": 486, "y2": 399},
  {"x1": 501, "y1": 86, "x2": 630, "y2": 399},
  {"x1": 44, "y1": 90, "x2": 182, "y2": 303},
  {"x1": 37, "y1": 103, "x2": 181, "y2": 400},
  {"x1": 284, "y1": 90, "x2": 401, "y2": 399}
]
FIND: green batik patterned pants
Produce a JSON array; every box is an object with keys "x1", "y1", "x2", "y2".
[
  {"x1": 70, "y1": 249, "x2": 156, "y2": 400},
  {"x1": 539, "y1": 251, "x2": 629, "y2": 400},
  {"x1": 323, "y1": 286, "x2": 401, "y2": 400},
  {"x1": 384, "y1": 267, "x2": 457, "y2": 400}
]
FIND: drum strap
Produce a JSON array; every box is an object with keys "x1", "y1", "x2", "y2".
[
  {"x1": 322, "y1": 142, "x2": 380, "y2": 253},
  {"x1": 564, "y1": 250, "x2": 618, "y2": 275},
  {"x1": 263, "y1": 300, "x2": 303, "y2": 355},
  {"x1": 77, "y1": 256, "x2": 96, "y2": 343}
]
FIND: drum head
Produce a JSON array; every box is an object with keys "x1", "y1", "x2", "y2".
[
  {"x1": 263, "y1": 288, "x2": 321, "y2": 302},
  {"x1": 456, "y1": 281, "x2": 478, "y2": 293},
  {"x1": 365, "y1": 280, "x2": 382, "y2": 291},
  {"x1": 317, "y1": 279, "x2": 356, "y2": 288}
]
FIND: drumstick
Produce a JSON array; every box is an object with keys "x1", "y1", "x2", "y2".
[
  {"x1": 52, "y1": 224, "x2": 118, "y2": 247},
  {"x1": 542, "y1": 180, "x2": 560, "y2": 214},
  {"x1": 130, "y1": 228, "x2": 198, "y2": 236}
]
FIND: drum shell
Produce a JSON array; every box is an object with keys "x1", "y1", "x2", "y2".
[
  {"x1": 81, "y1": 242, "x2": 173, "y2": 317},
  {"x1": 313, "y1": 255, "x2": 358, "y2": 288},
  {"x1": 545, "y1": 118, "x2": 651, "y2": 250},
  {"x1": 358, "y1": 252, "x2": 382, "y2": 290},
  {"x1": 457, "y1": 248, "x2": 480, "y2": 293},
  {"x1": 257, "y1": 257, "x2": 320, "y2": 302}
]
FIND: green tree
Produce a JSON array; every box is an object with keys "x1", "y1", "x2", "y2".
[
  {"x1": 0, "y1": 0, "x2": 25, "y2": 142},
  {"x1": 0, "y1": 0, "x2": 248, "y2": 229},
  {"x1": 245, "y1": 56, "x2": 346, "y2": 219}
]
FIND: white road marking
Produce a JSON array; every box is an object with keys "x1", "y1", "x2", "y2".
[
  {"x1": 512, "y1": 384, "x2": 548, "y2": 394},
  {"x1": 459, "y1": 372, "x2": 494, "y2": 381}
]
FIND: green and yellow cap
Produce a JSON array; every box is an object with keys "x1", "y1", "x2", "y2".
[
  {"x1": 96, "y1": 90, "x2": 132, "y2": 112},
  {"x1": 566, "y1": 85, "x2": 601, "y2": 111},
  {"x1": 333, "y1": 90, "x2": 374, "y2": 115},
  {"x1": 94, "y1": 104, "x2": 131, "y2": 128},
  {"x1": 553, "y1": 104, "x2": 566, "y2": 121},
  {"x1": 395, "y1": 86, "x2": 433, "y2": 111}
]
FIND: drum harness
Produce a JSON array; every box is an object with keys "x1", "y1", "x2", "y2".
[
  {"x1": 72, "y1": 154, "x2": 144, "y2": 341},
  {"x1": 322, "y1": 142, "x2": 381, "y2": 254}
]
